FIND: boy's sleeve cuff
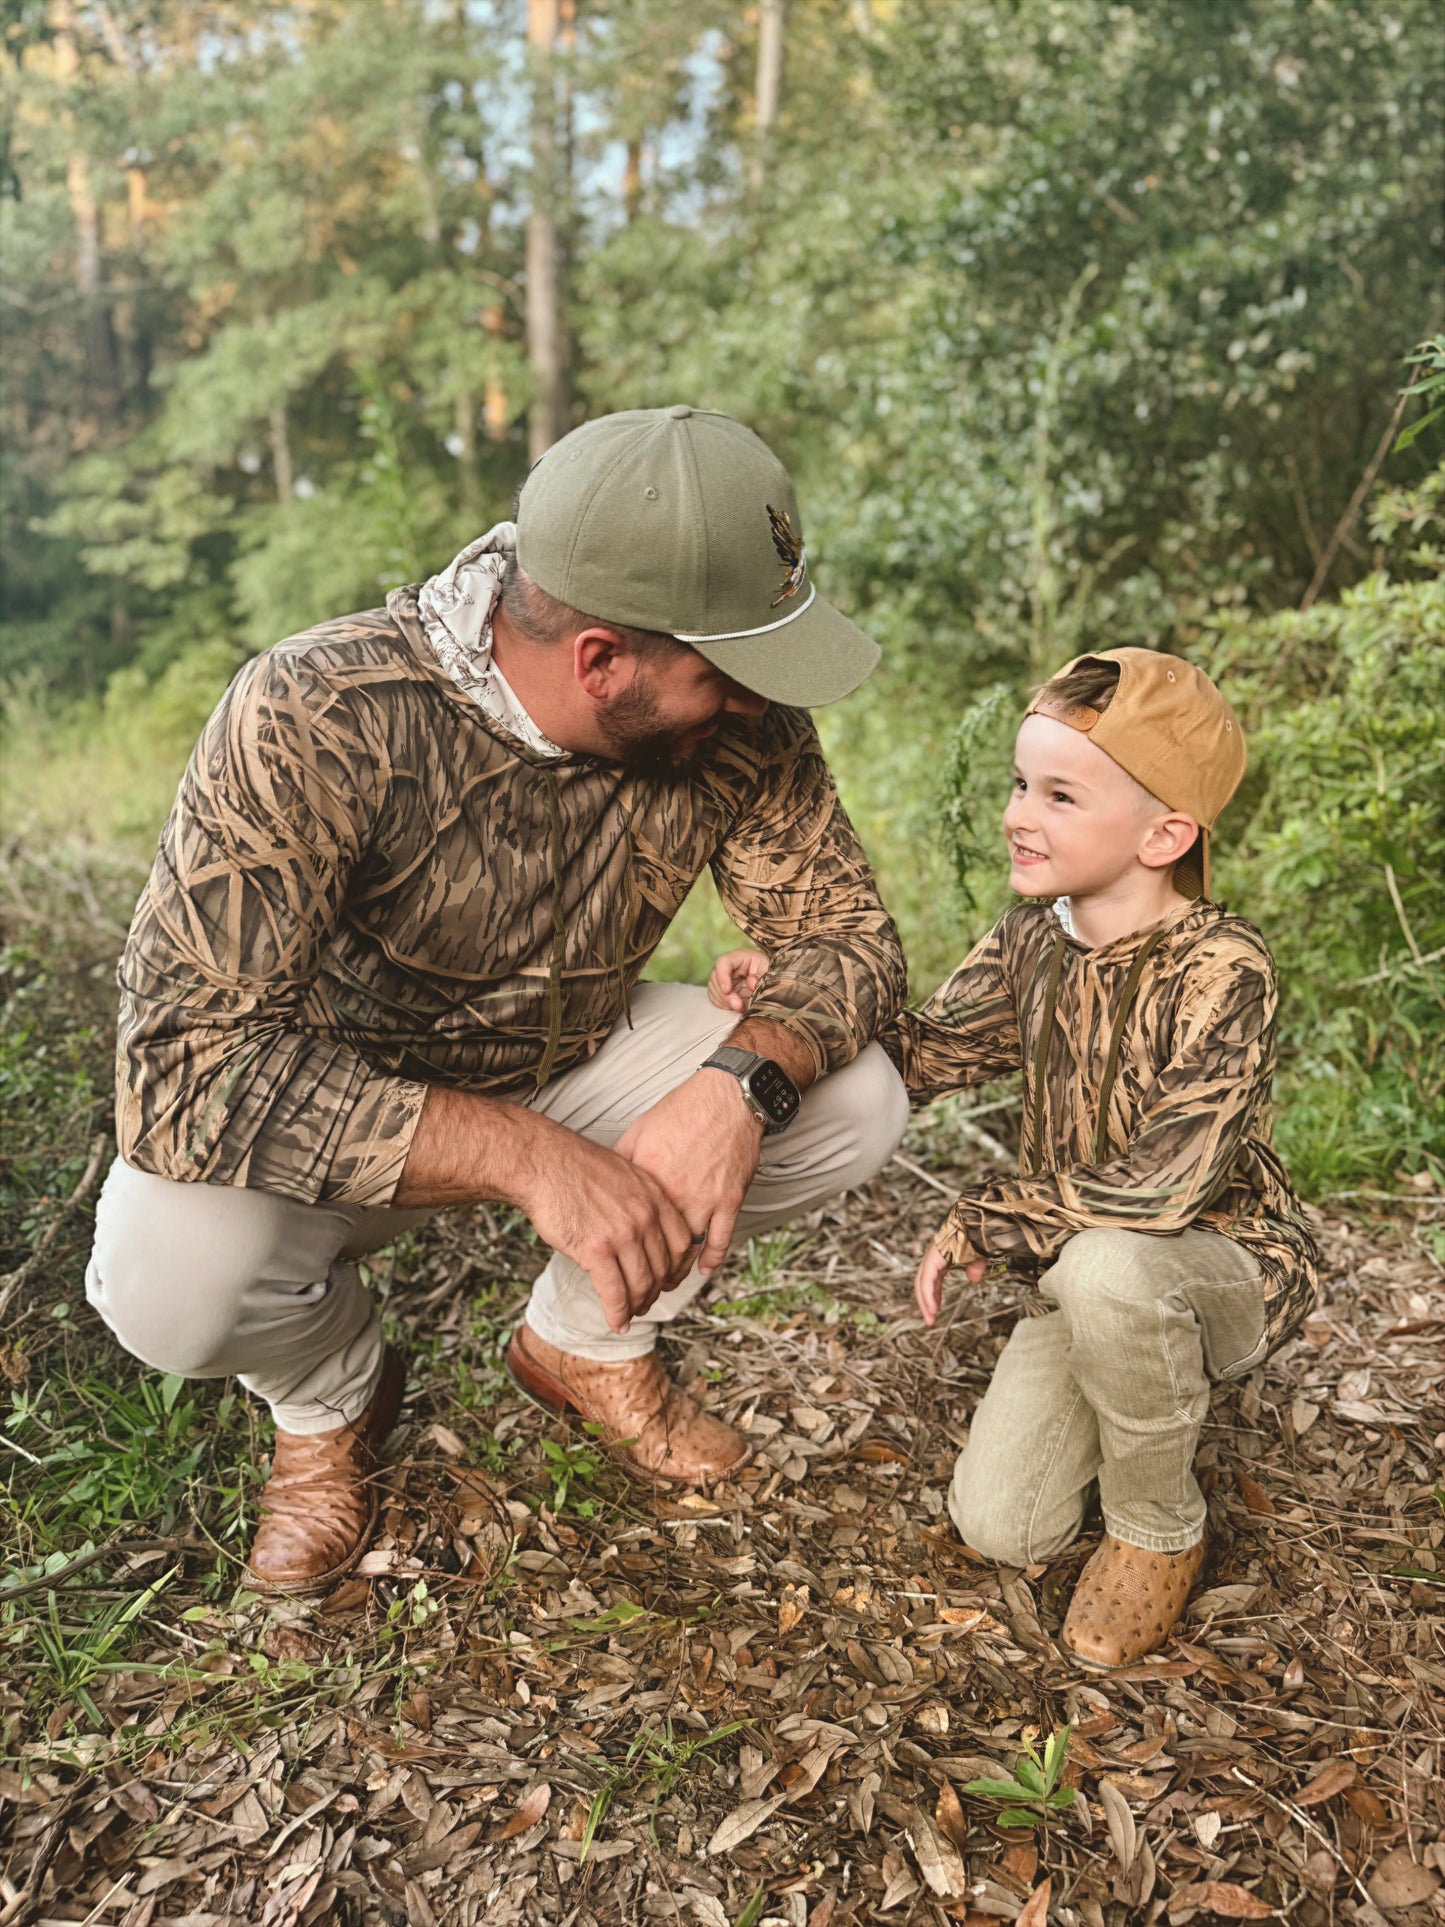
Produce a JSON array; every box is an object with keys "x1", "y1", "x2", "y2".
[{"x1": 935, "y1": 1217, "x2": 982, "y2": 1269}]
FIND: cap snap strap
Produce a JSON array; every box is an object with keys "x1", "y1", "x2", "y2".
[{"x1": 674, "y1": 583, "x2": 816, "y2": 643}]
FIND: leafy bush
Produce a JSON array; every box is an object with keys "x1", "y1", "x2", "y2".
[{"x1": 1203, "y1": 467, "x2": 1444, "y2": 1195}]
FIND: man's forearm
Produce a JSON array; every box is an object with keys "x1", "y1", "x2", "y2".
[
  {"x1": 727, "y1": 1016, "x2": 819, "y2": 1093},
  {"x1": 393, "y1": 1084, "x2": 562, "y2": 1208}
]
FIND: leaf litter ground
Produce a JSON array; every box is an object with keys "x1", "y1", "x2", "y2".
[{"x1": 3, "y1": 1133, "x2": 1442, "y2": 1927}]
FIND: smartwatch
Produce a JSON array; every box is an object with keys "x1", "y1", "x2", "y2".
[{"x1": 700, "y1": 1046, "x2": 802, "y2": 1135}]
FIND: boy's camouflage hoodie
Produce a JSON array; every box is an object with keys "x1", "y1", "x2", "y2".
[
  {"x1": 883, "y1": 899, "x2": 1319, "y2": 1354},
  {"x1": 114, "y1": 590, "x2": 905, "y2": 1210}
]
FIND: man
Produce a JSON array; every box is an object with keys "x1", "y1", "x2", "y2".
[{"x1": 85, "y1": 405, "x2": 910, "y2": 1595}]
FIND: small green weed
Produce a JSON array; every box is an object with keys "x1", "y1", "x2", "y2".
[
  {"x1": 962, "y1": 1725, "x2": 1076, "y2": 1830},
  {"x1": 582, "y1": 1717, "x2": 746, "y2": 1858},
  {"x1": 20, "y1": 1567, "x2": 177, "y2": 1727},
  {"x1": 711, "y1": 1231, "x2": 882, "y2": 1330},
  {"x1": 539, "y1": 1423, "x2": 614, "y2": 1519}
]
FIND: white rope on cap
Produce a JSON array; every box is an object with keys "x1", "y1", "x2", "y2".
[{"x1": 674, "y1": 583, "x2": 817, "y2": 643}]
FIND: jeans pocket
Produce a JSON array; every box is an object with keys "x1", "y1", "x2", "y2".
[{"x1": 1213, "y1": 1325, "x2": 1270, "y2": 1383}]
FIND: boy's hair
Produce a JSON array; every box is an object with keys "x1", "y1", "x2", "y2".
[{"x1": 1033, "y1": 659, "x2": 1164, "y2": 810}]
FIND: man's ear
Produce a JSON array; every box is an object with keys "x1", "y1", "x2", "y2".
[
  {"x1": 572, "y1": 627, "x2": 638, "y2": 701},
  {"x1": 1139, "y1": 810, "x2": 1201, "y2": 872}
]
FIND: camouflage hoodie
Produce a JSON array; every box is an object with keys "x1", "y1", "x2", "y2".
[
  {"x1": 883, "y1": 899, "x2": 1319, "y2": 1353},
  {"x1": 115, "y1": 590, "x2": 906, "y2": 1208}
]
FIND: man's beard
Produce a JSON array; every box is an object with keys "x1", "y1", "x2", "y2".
[{"x1": 596, "y1": 677, "x2": 707, "y2": 777}]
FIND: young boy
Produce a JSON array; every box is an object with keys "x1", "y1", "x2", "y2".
[{"x1": 707, "y1": 649, "x2": 1319, "y2": 1667}]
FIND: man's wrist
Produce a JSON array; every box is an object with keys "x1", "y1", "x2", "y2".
[
  {"x1": 698, "y1": 1063, "x2": 767, "y2": 1136},
  {"x1": 395, "y1": 1085, "x2": 559, "y2": 1210},
  {"x1": 726, "y1": 1016, "x2": 817, "y2": 1093}
]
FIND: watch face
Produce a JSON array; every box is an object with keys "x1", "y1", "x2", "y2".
[{"x1": 749, "y1": 1059, "x2": 801, "y2": 1126}]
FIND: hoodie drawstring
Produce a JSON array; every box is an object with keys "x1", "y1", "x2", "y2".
[
  {"x1": 1092, "y1": 926, "x2": 1167, "y2": 1161},
  {"x1": 1026, "y1": 931, "x2": 1066, "y2": 1174},
  {"x1": 536, "y1": 768, "x2": 567, "y2": 1089}
]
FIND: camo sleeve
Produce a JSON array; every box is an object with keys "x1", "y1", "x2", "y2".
[
  {"x1": 879, "y1": 918, "x2": 1022, "y2": 1102},
  {"x1": 709, "y1": 709, "x2": 906, "y2": 1077},
  {"x1": 933, "y1": 933, "x2": 1279, "y2": 1270},
  {"x1": 115, "y1": 650, "x2": 429, "y2": 1206}
]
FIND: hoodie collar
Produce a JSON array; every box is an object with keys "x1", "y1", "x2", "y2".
[
  {"x1": 409, "y1": 522, "x2": 567, "y2": 763},
  {"x1": 1051, "y1": 894, "x2": 1218, "y2": 962}
]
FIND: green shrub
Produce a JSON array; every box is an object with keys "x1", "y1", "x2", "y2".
[{"x1": 1204, "y1": 467, "x2": 1444, "y2": 1195}]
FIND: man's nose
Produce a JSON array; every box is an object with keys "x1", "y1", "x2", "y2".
[{"x1": 723, "y1": 685, "x2": 769, "y2": 719}]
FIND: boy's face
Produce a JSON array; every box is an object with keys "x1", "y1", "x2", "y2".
[{"x1": 1004, "y1": 713, "x2": 1195, "y2": 900}]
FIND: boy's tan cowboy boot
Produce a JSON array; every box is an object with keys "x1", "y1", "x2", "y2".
[
  {"x1": 246, "y1": 1346, "x2": 406, "y2": 1596},
  {"x1": 506, "y1": 1324, "x2": 749, "y2": 1485},
  {"x1": 1062, "y1": 1532, "x2": 1207, "y2": 1669}
]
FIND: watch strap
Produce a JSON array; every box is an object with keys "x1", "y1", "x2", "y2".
[{"x1": 702, "y1": 1045, "x2": 766, "y2": 1077}]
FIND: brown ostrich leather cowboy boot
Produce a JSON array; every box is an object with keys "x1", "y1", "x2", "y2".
[
  {"x1": 1062, "y1": 1531, "x2": 1207, "y2": 1669},
  {"x1": 246, "y1": 1346, "x2": 406, "y2": 1595},
  {"x1": 506, "y1": 1324, "x2": 749, "y2": 1485}
]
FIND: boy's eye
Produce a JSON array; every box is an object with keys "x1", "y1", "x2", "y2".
[{"x1": 1051, "y1": 791, "x2": 1073, "y2": 805}]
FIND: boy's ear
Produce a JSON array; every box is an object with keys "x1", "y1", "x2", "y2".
[{"x1": 1138, "y1": 810, "x2": 1201, "y2": 872}]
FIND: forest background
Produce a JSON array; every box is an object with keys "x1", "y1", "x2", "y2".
[{"x1": 2, "y1": 0, "x2": 1443, "y2": 1229}]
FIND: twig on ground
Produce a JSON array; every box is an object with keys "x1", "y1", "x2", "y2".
[
  {"x1": 0, "y1": 1133, "x2": 109, "y2": 1326},
  {"x1": 0, "y1": 1535, "x2": 179, "y2": 1604}
]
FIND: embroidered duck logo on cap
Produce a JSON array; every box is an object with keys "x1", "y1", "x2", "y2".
[{"x1": 766, "y1": 504, "x2": 807, "y2": 607}]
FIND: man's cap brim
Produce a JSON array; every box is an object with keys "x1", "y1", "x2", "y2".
[{"x1": 685, "y1": 594, "x2": 880, "y2": 707}]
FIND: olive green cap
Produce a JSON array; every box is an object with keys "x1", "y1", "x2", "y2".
[{"x1": 514, "y1": 405, "x2": 880, "y2": 706}]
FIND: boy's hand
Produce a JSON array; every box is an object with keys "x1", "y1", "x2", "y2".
[
  {"x1": 707, "y1": 948, "x2": 769, "y2": 1013},
  {"x1": 914, "y1": 1240, "x2": 987, "y2": 1326}
]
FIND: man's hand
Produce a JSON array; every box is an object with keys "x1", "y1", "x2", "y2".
[
  {"x1": 394, "y1": 1088, "x2": 695, "y2": 1335},
  {"x1": 519, "y1": 1133, "x2": 697, "y2": 1335},
  {"x1": 616, "y1": 1068, "x2": 765, "y2": 1281},
  {"x1": 914, "y1": 1239, "x2": 987, "y2": 1326},
  {"x1": 707, "y1": 948, "x2": 769, "y2": 1013}
]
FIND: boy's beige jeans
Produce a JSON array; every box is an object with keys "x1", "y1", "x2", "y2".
[
  {"x1": 949, "y1": 1226, "x2": 1269, "y2": 1558},
  {"x1": 86, "y1": 984, "x2": 908, "y2": 1434}
]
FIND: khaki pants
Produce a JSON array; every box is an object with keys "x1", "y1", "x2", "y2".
[
  {"x1": 86, "y1": 984, "x2": 909, "y2": 1433},
  {"x1": 949, "y1": 1226, "x2": 1268, "y2": 1558}
]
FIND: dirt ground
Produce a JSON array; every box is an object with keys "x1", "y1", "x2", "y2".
[{"x1": 2, "y1": 1128, "x2": 1442, "y2": 1927}]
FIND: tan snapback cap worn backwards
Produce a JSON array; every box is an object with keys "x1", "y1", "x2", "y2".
[
  {"x1": 514, "y1": 405, "x2": 880, "y2": 707},
  {"x1": 1027, "y1": 647, "x2": 1247, "y2": 898}
]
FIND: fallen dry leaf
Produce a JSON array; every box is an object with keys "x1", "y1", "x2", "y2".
[
  {"x1": 1167, "y1": 1880, "x2": 1274, "y2": 1919},
  {"x1": 910, "y1": 1805, "x2": 968, "y2": 1898},
  {"x1": 1344, "y1": 1784, "x2": 1391, "y2": 1826},
  {"x1": 935, "y1": 1780, "x2": 967, "y2": 1849},
  {"x1": 1192, "y1": 1811, "x2": 1222, "y2": 1850},
  {"x1": 494, "y1": 1782, "x2": 551, "y2": 1840},
  {"x1": 1296, "y1": 1757, "x2": 1356, "y2": 1805},
  {"x1": 1097, "y1": 1777, "x2": 1137, "y2": 1874},
  {"x1": 1234, "y1": 1471, "x2": 1276, "y2": 1516},
  {"x1": 1367, "y1": 1847, "x2": 1441, "y2": 1911},
  {"x1": 778, "y1": 1582, "x2": 809, "y2": 1634},
  {"x1": 1016, "y1": 1879, "x2": 1051, "y2": 1927},
  {"x1": 707, "y1": 1794, "x2": 788, "y2": 1857}
]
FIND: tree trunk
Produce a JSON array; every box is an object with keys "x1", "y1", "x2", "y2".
[
  {"x1": 483, "y1": 302, "x2": 511, "y2": 442},
  {"x1": 526, "y1": 0, "x2": 568, "y2": 459},
  {"x1": 749, "y1": 0, "x2": 786, "y2": 194},
  {"x1": 453, "y1": 387, "x2": 481, "y2": 516},
  {"x1": 624, "y1": 137, "x2": 643, "y2": 222},
  {"x1": 51, "y1": 0, "x2": 119, "y2": 399},
  {"x1": 270, "y1": 402, "x2": 294, "y2": 504}
]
